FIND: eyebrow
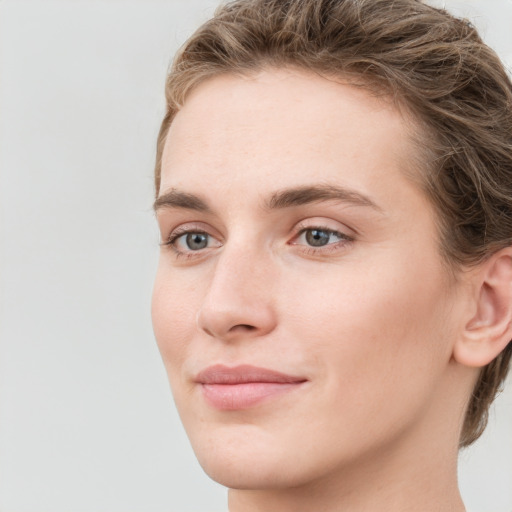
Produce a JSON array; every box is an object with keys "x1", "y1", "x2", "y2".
[
  {"x1": 153, "y1": 184, "x2": 382, "y2": 213},
  {"x1": 153, "y1": 189, "x2": 212, "y2": 213},
  {"x1": 265, "y1": 184, "x2": 383, "y2": 212}
]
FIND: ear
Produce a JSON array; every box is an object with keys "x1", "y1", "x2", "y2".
[{"x1": 453, "y1": 248, "x2": 512, "y2": 368}]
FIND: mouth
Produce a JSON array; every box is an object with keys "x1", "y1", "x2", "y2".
[{"x1": 195, "y1": 364, "x2": 308, "y2": 410}]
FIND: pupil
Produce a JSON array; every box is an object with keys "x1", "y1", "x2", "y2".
[
  {"x1": 186, "y1": 233, "x2": 208, "y2": 250},
  {"x1": 306, "y1": 229, "x2": 330, "y2": 247}
]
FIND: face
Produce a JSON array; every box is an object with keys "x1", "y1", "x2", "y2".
[{"x1": 152, "y1": 69, "x2": 463, "y2": 490}]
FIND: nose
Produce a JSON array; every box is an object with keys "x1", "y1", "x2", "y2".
[{"x1": 196, "y1": 243, "x2": 278, "y2": 342}]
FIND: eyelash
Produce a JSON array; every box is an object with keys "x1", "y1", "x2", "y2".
[
  {"x1": 162, "y1": 224, "x2": 354, "y2": 259},
  {"x1": 293, "y1": 225, "x2": 354, "y2": 255},
  {"x1": 163, "y1": 226, "x2": 214, "y2": 260}
]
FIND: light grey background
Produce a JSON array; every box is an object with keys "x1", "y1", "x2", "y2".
[{"x1": 0, "y1": 1, "x2": 511, "y2": 511}]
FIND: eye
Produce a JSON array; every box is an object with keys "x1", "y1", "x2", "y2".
[
  {"x1": 165, "y1": 228, "x2": 222, "y2": 257},
  {"x1": 181, "y1": 232, "x2": 209, "y2": 251},
  {"x1": 295, "y1": 227, "x2": 349, "y2": 247},
  {"x1": 289, "y1": 223, "x2": 354, "y2": 256},
  {"x1": 303, "y1": 229, "x2": 337, "y2": 247}
]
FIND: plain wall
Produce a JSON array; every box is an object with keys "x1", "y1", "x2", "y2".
[{"x1": 0, "y1": 1, "x2": 511, "y2": 511}]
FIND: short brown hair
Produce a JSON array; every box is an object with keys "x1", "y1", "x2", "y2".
[{"x1": 154, "y1": 0, "x2": 512, "y2": 447}]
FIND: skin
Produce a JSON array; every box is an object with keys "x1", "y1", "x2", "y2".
[{"x1": 152, "y1": 69, "x2": 482, "y2": 511}]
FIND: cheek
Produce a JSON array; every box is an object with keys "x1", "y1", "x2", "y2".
[
  {"x1": 266, "y1": 259, "x2": 455, "y2": 466},
  {"x1": 151, "y1": 264, "x2": 200, "y2": 374},
  {"x1": 282, "y1": 253, "x2": 453, "y2": 406}
]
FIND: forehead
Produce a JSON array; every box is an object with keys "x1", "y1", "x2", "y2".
[{"x1": 160, "y1": 68, "x2": 418, "y2": 199}]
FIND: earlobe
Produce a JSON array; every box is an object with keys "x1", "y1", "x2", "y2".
[{"x1": 453, "y1": 248, "x2": 512, "y2": 368}]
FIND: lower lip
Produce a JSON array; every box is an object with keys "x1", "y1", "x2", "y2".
[{"x1": 201, "y1": 382, "x2": 304, "y2": 410}]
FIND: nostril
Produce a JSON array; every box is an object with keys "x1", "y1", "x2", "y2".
[
  {"x1": 230, "y1": 324, "x2": 256, "y2": 332},
  {"x1": 203, "y1": 327, "x2": 215, "y2": 337},
  {"x1": 197, "y1": 300, "x2": 277, "y2": 340},
  {"x1": 201, "y1": 323, "x2": 257, "y2": 339}
]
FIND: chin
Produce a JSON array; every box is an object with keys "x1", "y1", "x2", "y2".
[
  {"x1": 189, "y1": 425, "x2": 317, "y2": 490},
  {"x1": 201, "y1": 462, "x2": 283, "y2": 490},
  {"x1": 198, "y1": 453, "x2": 307, "y2": 490}
]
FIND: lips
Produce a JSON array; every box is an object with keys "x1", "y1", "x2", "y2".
[{"x1": 195, "y1": 364, "x2": 307, "y2": 410}]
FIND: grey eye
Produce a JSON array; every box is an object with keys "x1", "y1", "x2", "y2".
[
  {"x1": 186, "y1": 233, "x2": 209, "y2": 250},
  {"x1": 305, "y1": 229, "x2": 331, "y2": 247}
]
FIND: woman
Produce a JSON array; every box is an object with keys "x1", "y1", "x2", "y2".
[{"x1": 151, "y1": 0, "x2": 512, "y2": 510}]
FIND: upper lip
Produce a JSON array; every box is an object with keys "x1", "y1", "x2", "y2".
[{"x1": 195, "y1": 364, "x2": 307, "y2": 385}]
